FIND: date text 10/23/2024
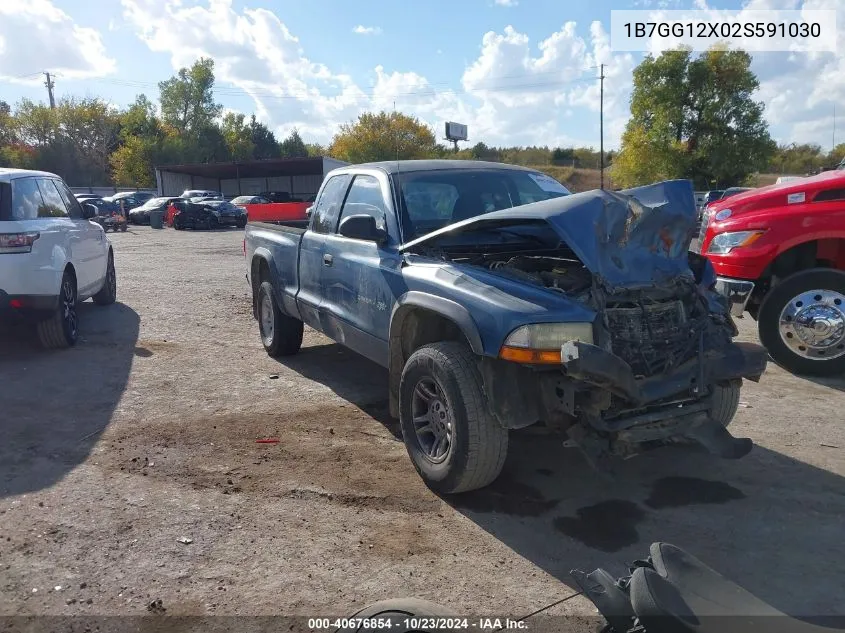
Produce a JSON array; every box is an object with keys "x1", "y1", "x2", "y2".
[{"x1": 309, "y1": 617, "x2": 529, "y2": 630}]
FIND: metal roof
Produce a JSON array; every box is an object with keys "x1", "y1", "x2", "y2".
[{"x1": 154, "y1": 157, "x2": 330, "y2": 179}]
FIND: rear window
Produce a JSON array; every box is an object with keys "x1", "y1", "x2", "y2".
[{"x1": 397, "y1": 169, "x2": 570, "y2": 242}]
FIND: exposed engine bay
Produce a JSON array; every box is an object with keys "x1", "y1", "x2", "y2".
[{"x1": 485, "y1": 254, "x2": 593, "y2": 296}]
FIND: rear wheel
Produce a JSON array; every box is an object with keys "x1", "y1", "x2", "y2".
[
  {"x1": 399, "y1": 342, "x2": 508, "y2": 494},
  {"x1": 758, "y1": 268, "x2": 845, "y2": 376},
  {"x1": 37, "y1": 271, "x2": 78, "y2": 349},
  {"x1": 207, "y1": 216, "x2": 218, "y2": 230},
  {"x1": 257, "y1": 281, "x2": 303, "y2": 356}
]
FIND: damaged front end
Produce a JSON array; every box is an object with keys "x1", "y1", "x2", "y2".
[{"x1": 407, "y1": 179, "x2": 768, "y2": 469}]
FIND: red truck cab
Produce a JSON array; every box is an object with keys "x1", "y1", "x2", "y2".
[{"x1": 700, "y1": 170, "x2": 845, "y2": 376}]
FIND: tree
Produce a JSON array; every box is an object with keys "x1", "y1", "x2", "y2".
[
  {"x1": 305, "y1": 142, "x2": 326, "y2": 157},
  {"x1": 612, "y1": 47, "x2": 775, "y2": 188},
  {"x1": 279, "y1": 128, "x2": 308, "y2": 158},
  {"x1": 158, "y1": 58, "x2": 222, "y2": 135},
  {"x1": 249, "y1": 115, "x2": 280, "y2": 159},
  {"x1": 56, "y1": 97, "x2": 120, "y2": 184},
  {"x1": 221, "y1": 112, "x2": 255, "y2": 160},
  {"x1": 110, "y1": 135, "x2": 156, "y2": 187},
  {"x1": 329, "y1": 111, "x2": 437, "y2": 163}
]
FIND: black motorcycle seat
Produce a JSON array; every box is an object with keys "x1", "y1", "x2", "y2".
[{"x1": 629, "y1": 542, "x2": 838, "y2": 633}]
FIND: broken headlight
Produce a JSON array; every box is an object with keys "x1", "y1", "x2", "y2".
[{"x1": 500, "y1": 323, "x2": 593, "y2": 364}]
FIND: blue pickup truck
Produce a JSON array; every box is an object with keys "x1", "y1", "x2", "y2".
[{"x1": 244, "y1": 160, "x2": 768, "y2": 493}]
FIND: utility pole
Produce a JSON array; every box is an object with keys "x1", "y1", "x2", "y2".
[
  {"x1": 44, "y1": 72, "x2": 55, "y2": 110},
  {"x1": 599, "y1": 63, "x2": 605, "y2": 190}
]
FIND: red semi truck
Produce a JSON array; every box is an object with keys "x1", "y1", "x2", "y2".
[{"x1": 700, "y1": 170, "x2": 845, "y2": 376}]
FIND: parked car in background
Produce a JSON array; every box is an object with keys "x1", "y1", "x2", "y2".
[
  {"x1": 204, "y1": 200, "x2": 247, "y2": 228},
  {"x1": 104, "y1": 191, "x2": 155, "y2": 211},
  {"x1": 85, "y1": 198, "x2": 127, "y2": 232},
  {"x1": 721, "y1": 186, "x2": 753, "y2": 200},
  {"x1": 180, "y1": 189, "x2": 222, "y2": 200},
  {"x1": 245, "y1": 161, "x2": 765, "y2": 492},
  {"x1": 231, "y1": 195, "x2": 270, "y2": 205},
  {"x1": 129, "y1": 196, "x2": 182, "y2": 225},
  {"x1": 701, "y1": 170, "x2": 845, "y2": 375},
  {"x1": 702, "y1": 190, "x2": 725, "y2": 208},
  {"x1": 260, "y1": 191, "x2": 301, "y2": 203},
  {"x1": 190, "y1": 196, "x2": 223, "y2": 203},
  {"x1": 75, "y1": 193, "x2": 102, "y2": 202},
  {"x1": 0, "y1": 168, "x2": 117, "y2": 348},
  {"x1": 694, "y1": 191, "x2": 707, "y2": 209},
  {"x1": 172, "y1": 200, "x2": 220, "y2": 230}
]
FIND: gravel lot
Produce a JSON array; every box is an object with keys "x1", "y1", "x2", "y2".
[{"x1": 2, "y1": 226, "x2": 845, "y2": 625}]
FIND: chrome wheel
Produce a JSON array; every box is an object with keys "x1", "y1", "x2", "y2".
[
  {"x1": 62, "y1": 277, "x2": 78, "y2": 339},
  {"x1": 778, "y1": 288, "x2": 845, "y2": 360},
  {"x1": 259, "y1": 291, "x2": 274, "y2": 346},
  {"x1": 411, "y1": 377, "x2": 453, "y2": 464}
]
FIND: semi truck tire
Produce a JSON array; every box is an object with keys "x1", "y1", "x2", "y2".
[{"x1": 758, "y1": 268, "x2": 845, "y2": 376}]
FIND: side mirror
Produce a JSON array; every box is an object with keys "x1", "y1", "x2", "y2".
[
  {"x1": 305, "y1": 206, "x2": 313, "y2": 218},
  {"x1": 338, "y1": 214, "x2": 386, "y2": 244},
  {"x1": 82, "y1": 203, "x2": 97, "y2": 220}
]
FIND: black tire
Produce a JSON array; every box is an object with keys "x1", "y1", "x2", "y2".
[
  {"x1": 710, "y1": 379, "x2": 740, "y2": 426},
  {"x1": 119, "y1": 223, "x2": 127, "y2": 232},
  {"x1": 92, "y1": 251, "x2": 117, "y2": 305},
  {"x1": 343, "y1": 598, "x2": 457, "y2": 633},
  {"x1": 236, "y1": 218, "x2": 246, "y2": 229},
  {"x1": 207, "y1": 216, "x2": 218, "y2": 230},
  {"x1": 256, "y1": 281, "x2": 303, "y2": 356},
  {"x1": 36, "y1": 271, "x2": 78, "y2": 349},
  {"x1": 758, "y1": 268, "x2": 845, "y2": 376},
  {"x1": 399, "y1": 342, "x2": 508, "y2": 494},
  {"x1": 174, "y1": 217, "x2": 183, "y2": 230}
]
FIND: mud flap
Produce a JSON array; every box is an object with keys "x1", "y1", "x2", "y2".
[{"x1": 685, "y1": 418, "x2": 753, "y2": 459}]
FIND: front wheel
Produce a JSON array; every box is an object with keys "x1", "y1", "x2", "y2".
[
  {"x1": 257, "y1": 281, "x2": 303, "y2": 356},
  {"x1": 399, "y1": 342, "x2": 508, "y2": 494},
  {"x1": 92, "y1": 251, "x2": 117, "y2": 305},
  {"x1": 758, "y1": 268, "x2": 845, "y2": 376}
]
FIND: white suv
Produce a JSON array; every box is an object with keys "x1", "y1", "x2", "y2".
[{"x1": 0, "y1": 169, "x2": 117, "y2": 348}]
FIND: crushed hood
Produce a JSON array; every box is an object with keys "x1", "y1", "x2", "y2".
[{"x1": 400, "y1": 179, "x2": 697, "y2": 289}]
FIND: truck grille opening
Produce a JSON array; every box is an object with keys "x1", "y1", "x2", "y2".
[{"x1": 605, "y1": 300, "x2": 691, "y2": 377}]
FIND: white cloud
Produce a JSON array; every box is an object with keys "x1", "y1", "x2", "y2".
[
  {"x1": 0, "y1": 0, "x2": 116, "y2": 82},
  {"x1": 352, "y1": 25, "x2": 382, "y2": 36},
  {"x1": 120, "y1": 1, "x2": 636, "y2": 149},
  {"x1": 494, "y1": 0, "x2": 519, "y2": 6}
]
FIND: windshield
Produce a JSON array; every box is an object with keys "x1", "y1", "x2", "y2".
[
  {"x1": 206, "y1": 201, "x2": 237, "y2": 210},
  {"x1": 397, "y1": 169, "x2": 570, "y2": 241},
  {"x1": 139, "y1": 197, "x2": 167, "y2": 209}
]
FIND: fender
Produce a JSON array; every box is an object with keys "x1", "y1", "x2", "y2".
[
  {"x1": 387, "y1": 291, "x2": 484, "y2": 418},
  {"x1": 250, "y1": 247, "x2": 277, "y2": 314},
  {"x1": 389, "y1": 291, "x2": 484, "y2": 355}
]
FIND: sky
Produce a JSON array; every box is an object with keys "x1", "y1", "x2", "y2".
[{"x1": 0, "y1": 0, "x2": 842, "y2": 152}]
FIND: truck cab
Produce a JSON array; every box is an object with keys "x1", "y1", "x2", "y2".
[{"x1": 700, "y1": 170, "x2": 845, "y2": 375}]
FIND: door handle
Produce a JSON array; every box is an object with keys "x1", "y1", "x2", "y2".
[{"x1": 323, "y1": 254, "x2": 333, "y2": 267}]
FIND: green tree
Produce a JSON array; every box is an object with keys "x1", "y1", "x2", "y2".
[
  {"x1": 249, "y1": 115, "x2": 280, "y2": 159},
  {"x1": 110, "y1": 135, "x2": 156, "y2": 187},
  {"x1": 221, "y1": 112, "x2": 255, "y2": 160},
  {"x1": 305, "y1": 142, "x2": 326, "y2": 157},
  {"x1": 56, "y1": 96, "x2": 120, "y2": 185},
  {"x1": 158, "y1": 58, "x2": 222, "y2": 134},
  {"x1": 279, "y1": 128, "x2": 308, "y2": 158},
  {"x1": 329, "y1": 111, "x2": 437, "y2": 163},
  {"x1": 612, "y1": 47, "x2": 775, "y2": 188}
]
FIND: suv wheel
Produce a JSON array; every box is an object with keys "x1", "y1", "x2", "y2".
[
  {"x1": 93, "y1": 251, "x2": 117, "y2": 305},
  {"x1": 37, "y1": 271, "x2": 79, "y2": 349}
]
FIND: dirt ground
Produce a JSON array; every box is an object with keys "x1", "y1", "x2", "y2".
[{"x1": 2, "y1": 226, "x2": 845, "y2": 627}]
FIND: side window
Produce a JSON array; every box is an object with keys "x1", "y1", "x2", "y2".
[
  {"x1": 337, "y1": 175, "x2": 388, "y2": 232},
  {"x1": 311, "y1": 175, "x2": 352, "y2": 234},
  {"x1": 10, "y1": 178, "x2": 46, "y2": 220},
  {"x1": 53, "y1": 180, "x2": 84, "y2": 218},
  {"x1": 36, "y1": 179, "x2": 69, "y2": 218}
]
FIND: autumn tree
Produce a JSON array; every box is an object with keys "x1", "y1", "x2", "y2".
[
  {"x1": 612, "y1": 47, "x2": 775, "y2": 188},
  {"x1": 329, "y1": 111, "x2": 437, "y2": 163},
  {"x1": 221, "y1": 112, "x2": 255, "y2": 160},
  {"x1": 249, "y1": 115, "x2": 280, "y2": 159}
]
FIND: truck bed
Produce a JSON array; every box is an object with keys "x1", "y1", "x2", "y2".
[{"x1": 244, "y1": 221, "x2": 307, "y2": 319}]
